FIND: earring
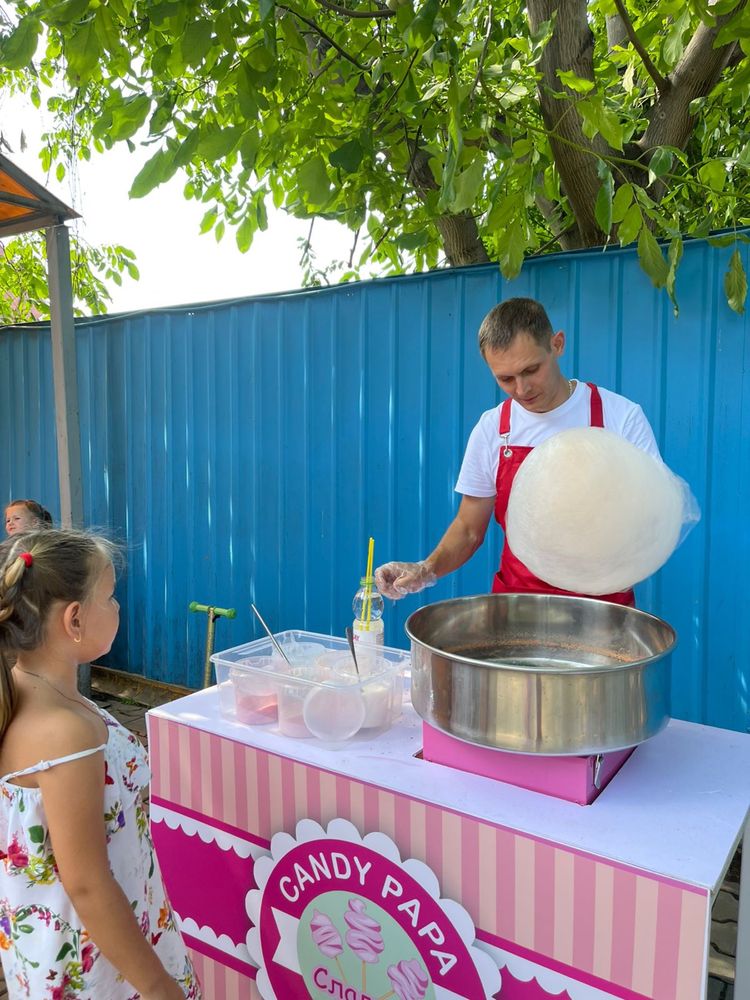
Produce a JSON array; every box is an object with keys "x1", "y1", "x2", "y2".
[{"x1": 74, "y1": 636, "x2": 81, "y2": 644}]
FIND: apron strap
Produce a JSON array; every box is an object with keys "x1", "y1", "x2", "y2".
[
  {"x1": 498, "y1": 397, "x2": 512, "y2": 435},
  {"x1": 587, "y1": 382, "x2": 604, "y2": 427}
]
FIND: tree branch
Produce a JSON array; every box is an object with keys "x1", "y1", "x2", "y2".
[
  {"x1": 315, "y1": 0, "x2": 394, "y2": 18},
  {"x1": 348, "y1": 227, "x2": 360, "y2": 268},
  {"x1": 278, "y1": 4, "x2": 368, "y2": 70},
  {"x1": 611, "y1": 0, "x2": 669, "y2": 94},
  {"x1": 469, "y1": 10, "x2": 493, "y2": 105},
  {"x1": 637, "y1": 0, "x2": 749, "y2": 155},
  {"x1": 374, "y1": 48, "x2": 419, "y2": 122}
]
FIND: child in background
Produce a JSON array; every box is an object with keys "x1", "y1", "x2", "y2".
[
  {"x1": 4, "y1": 499, "x2": 53, "y2": 536},
  {"x1": 0, "y1": 529, "x2": 201, "y2": 999}
]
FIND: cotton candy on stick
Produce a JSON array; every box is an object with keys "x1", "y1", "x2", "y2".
[{"x1": 506, "y1": 427, "x2": 687, "y2": 595}]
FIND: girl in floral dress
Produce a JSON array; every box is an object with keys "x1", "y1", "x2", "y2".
[{"x1": 0, "y1": 529, "x2": 201, "y2": 1000}]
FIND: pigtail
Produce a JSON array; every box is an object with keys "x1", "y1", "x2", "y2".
[{"x1": 0, "y1": 546, "x2": 37, "y2": 645}]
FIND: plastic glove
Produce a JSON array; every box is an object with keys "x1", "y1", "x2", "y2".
[{"x1": 374, "y1": 561, "x2": 437, "y2": 600}]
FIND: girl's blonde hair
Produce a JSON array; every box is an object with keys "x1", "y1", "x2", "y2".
[{"x1": 0, "y1": 529, "x2": 119, "y2": 738}]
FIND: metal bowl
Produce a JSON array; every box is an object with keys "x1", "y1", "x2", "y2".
[{"x1": 405, "y1": 593, "x2": 677, "y2": 755}]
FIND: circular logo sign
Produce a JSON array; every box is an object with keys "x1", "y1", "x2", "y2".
[{"x1": 246, "y1": 819, "x2": 501, "y2": 1000}]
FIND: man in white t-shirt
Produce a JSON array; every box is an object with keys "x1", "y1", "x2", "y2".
[{"x1": 375, "y1": 297, "x2": 661, "y2": 605}]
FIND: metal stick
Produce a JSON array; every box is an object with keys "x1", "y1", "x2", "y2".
[
  {"x1": 250, "y1": 603, "x2": 293, "y2": 668},
  {"x1": 345, "y1": 626, "x2": 361, "y2": 678}
]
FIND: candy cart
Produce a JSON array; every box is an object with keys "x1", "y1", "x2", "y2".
[{"x1": 147, "y1": 597, "x2": 750, "y2": 1000}]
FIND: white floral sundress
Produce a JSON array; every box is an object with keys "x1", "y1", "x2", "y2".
[{"x1": 0, "y1": 706, "x2": 202, "y2": 999}]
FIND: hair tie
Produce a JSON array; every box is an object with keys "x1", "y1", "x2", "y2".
[{"x1": 19, "y1": 552, "x2": 33, "y2": 568}]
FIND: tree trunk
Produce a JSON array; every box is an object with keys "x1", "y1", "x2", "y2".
[
  {"x1": 527, "y1": 0, "x2": 609, "y2": 247},
  {"x1": 407, "y1": 144, "x2": 490, "y2": 266},
  {"x1": 434, "y1": 213, "x2": 491, "y2": 266}
]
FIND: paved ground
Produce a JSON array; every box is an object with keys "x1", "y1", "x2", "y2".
[{"x1": 0, "y1": 690, "x2": 740, "y2": 998}]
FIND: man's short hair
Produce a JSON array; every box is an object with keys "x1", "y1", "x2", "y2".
[{"x1": 478, "y1": 297, "x2": 554, "y2": 354}]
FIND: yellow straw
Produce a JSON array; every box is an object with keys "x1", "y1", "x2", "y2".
[{"x1": 364, "y1": 537, "x2": 375, "y2": 628}]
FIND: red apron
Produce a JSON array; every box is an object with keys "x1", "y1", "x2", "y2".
[{"x1": 491, "y1": 382, "x2": 635, "y2": 606}]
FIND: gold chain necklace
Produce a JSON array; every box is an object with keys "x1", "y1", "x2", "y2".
[{"x1": 16, "y1": 669, "x2": 102, "y2": 719}]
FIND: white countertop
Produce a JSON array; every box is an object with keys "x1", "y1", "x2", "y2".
[{"x1": 150, "y1": 687, "x2": 750, "y2": 894}]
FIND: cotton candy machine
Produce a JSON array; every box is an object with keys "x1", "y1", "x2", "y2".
[{"x1": 406, "y1": 594, "x2": 676, "y2": 780}]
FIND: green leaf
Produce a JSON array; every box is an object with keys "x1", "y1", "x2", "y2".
[
  {"x1": 200, "y1": 207, "x2": 217, "y2": 233},
  {"x1": 329, "y1": 139, "x2": 363, "y2": 174},
  {"x1": 594, "y1": 166, "x2": 614, "y2": 235},
  {"x1": 556, "y1": 69, "x2": 595, "y2": 93},
  {"x1": 486, "y1": 190, "x2": 522, "y2": 231},
  {"x1": 708, "y1": 233, "x2": 740, "y2": 248},
  {"x1": 181, "y1": 19, "x2": 214, "y2": 67},
  {"x1": 45, "y1": 0, "x2": 91, "y2": 27},
  {"x1": 55, "y1": 942, "x2": 75, "y2": 962},
  {"x1": 611, "y1": 183, "x2": 633, "y2": 224},
  {"x1": 94, "y1": 6, "x2": 127, "y2": 61},
  {"x1": 724, "y1": 248, "x2": 747, "y2": 314},
  {"x1": 236, "y1": 214, "x2": 256, "y2": 253},
  {"x1": 297, "y1": 155, "x2": 332, "y2": 207},
  {"x1": 618, "y1": 202, "x2": 643, "y2": 245},
  {"x1": 0, "y1": 17, "x2": 41, "y2": 70},
  {"x1": 450, "y1": 156, "x2": 485, "y2": 213},
  {"x1": 259, "y1": 0, "x2": 276, "y2": 21},
  {"x1": 28, "y1": 825, "x2": 44, "y2": 844},
  {"x1": 698, "y1": 159, "x2": 727, "y2": 193},
  {"x1": 196, "y1": 126, "x2": 243, "y2": 161},
  {"x1": 129, "y1": 148, "x2": 177, "y2": 198},
  {"x1": 736, "y1": 141, "x2": 750, "y2": 169},
  {"x1": 666, "y1": 234, "x2": 683, "y2": 315},
  {"x1": 236, "y1": 62, "x2": 259, "y2": 119},
  {"x1": 404, "y1": 0, "x2": 439, "y2": 46},
  {"x1": 149, "y1": 2, "x2": 183, "y2": 25},
  {"x1": 396, "y1": 231, "x2": 430, "y2": 251},
  {"x1": 663, "y1": 9, "x2": 689, "y2": 67},
  {"x1": 638, "y1": 227, "x2": 670, "y2": 288},
  {"x1": 649, "y1": 147, "x2": 673, "y2": 181},
  {"x1": 110, "y1": 94, "x2": 151, "y2": 142},
  {"x1": 175, "y1": 128, "x2": 201, "y2": 167},
  {"x1": 497, "y1": 218, "x2": 526, "y2": 280},
  {"x1": 66, "y1": 20, "x2": 101, "y2": 84},
  {"x1": 578, "y1": 97, "x2": 624, "y2": 150}
]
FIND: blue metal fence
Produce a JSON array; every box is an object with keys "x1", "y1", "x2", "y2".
[{"x1": 1, "y1": 237, "x2": 748, "y2": 732}]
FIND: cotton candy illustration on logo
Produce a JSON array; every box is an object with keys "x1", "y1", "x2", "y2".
[
  {"x1": 383, "y1": 958, "x2": 430, "y2": 1000},
  {"x1": 310, "y1": 908, "x2": 346, "y2": 980},
  {"x1": 344, "y1": 896, "x2": 384, "y2": 991}
]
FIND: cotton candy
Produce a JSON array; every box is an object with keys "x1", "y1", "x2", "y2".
[{"x1": 506, "y1": 428, "x2": 690, "y2": 594}]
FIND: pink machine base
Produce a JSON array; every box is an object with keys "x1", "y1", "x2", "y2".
[{"x1": 421, "y1": 723, "x2": 634, "y2": 804}]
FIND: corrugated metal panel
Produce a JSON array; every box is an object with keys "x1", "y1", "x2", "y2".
[{"x1": 0, "y1": 237, "x2": 748, "y2": 732}]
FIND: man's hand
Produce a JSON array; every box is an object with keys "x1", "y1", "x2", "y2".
[{"x1": 375, "y1": 561, "x2": 437, "y2": 600}]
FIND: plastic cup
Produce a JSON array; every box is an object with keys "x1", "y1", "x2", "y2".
[
  {"x1": 273, "y1": 641, "x2": 324, "y2": 672},
  {"x1": 277, "y1": 667, "x2": 326, "y2": 738},
  {"x1": 316, "y1": 650, "x2": 355, "y2": 674},
  {"x1": 303, "y1": 684, "x2": 366, "y2": 742},
  {"x1": 360, "y1": 678, "x2": 395, "y2": 729},
  {"x1": 230, "y1": 658, "x2": 278, "y2": 725}
]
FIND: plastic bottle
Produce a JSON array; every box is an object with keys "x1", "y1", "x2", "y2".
[{"x1": 352, "y1": 575, "x2": 384, "y2": 647}]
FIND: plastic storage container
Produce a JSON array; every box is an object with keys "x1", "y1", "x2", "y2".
[{"x1": 211, "y1": 629, "x2": 409, "y2": 746}]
